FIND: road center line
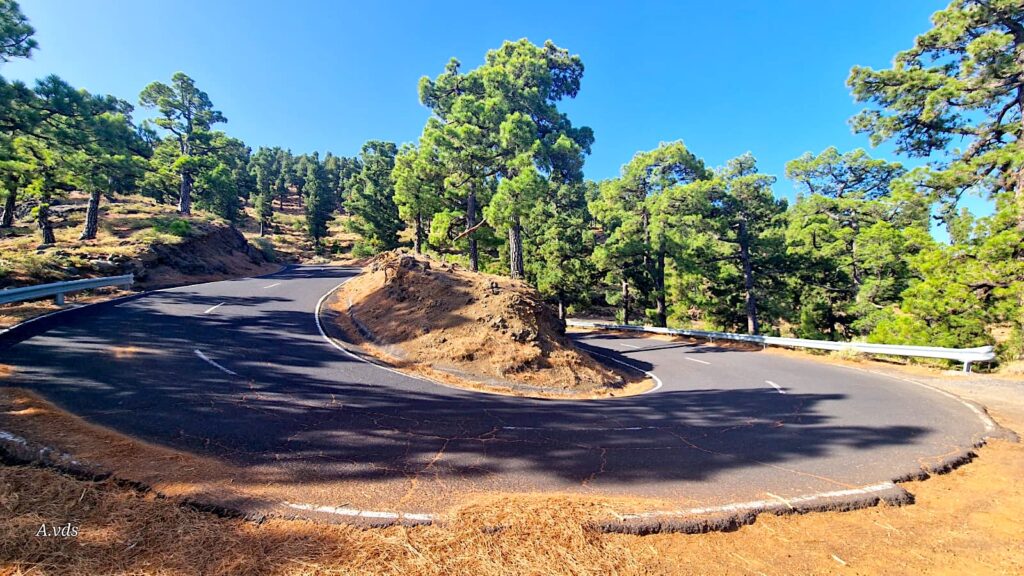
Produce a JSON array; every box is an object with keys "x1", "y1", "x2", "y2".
[
  {"x1": 194, "y1": 349, "x2": 238, "y2": 376},
  {"x1": 620, "y1": 343, "x2": 640, "y2": 349},
  {"x1": 263, "y1": 282, "x2": 282, "y2": 289},
  {"x1": 766, "y1": 380, "x2": 785, "y2": 394},
  {"x1": 685, "y1": 357, "x2": 711, "y2": 365},
  {"x1": 203, "y1": 302, "x2": 225, "y2": 314}
]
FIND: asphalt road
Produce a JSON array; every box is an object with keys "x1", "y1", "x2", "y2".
[{"x1": 0, "y1": 266, "x2": 999, "y2": 517}]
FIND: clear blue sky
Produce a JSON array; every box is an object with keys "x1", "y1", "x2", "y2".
[{"x1": 8, "y1": 0, "x2": 980, "y2": 214}]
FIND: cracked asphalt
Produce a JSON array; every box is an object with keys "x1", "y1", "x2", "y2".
[{"x1": 0, "y1": 266, "x2": 996, "y2": 515}]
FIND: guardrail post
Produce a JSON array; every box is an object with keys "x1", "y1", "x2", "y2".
[
  {"x1": 963, "y1": 361, "x2": 972, "y2": 374},
  {"x1": 55, "y1": 292, "x2": 65, "y2": 306}
]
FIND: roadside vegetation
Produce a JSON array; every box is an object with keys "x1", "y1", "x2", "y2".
[{"x1": 2, "y1": 0, "x2": 1022, "y2": 368}]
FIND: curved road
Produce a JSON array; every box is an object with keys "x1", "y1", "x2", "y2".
[{"x1": 0, "y1": 266, "x2": 999, "y2": 519}]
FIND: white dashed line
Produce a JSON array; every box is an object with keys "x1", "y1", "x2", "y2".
[
  {"x1": 203, "y1": 302, "x2": 225, "y2": 314},
  {"x1": 263, "y1": 282, "x2": 282, "y2": 289},
  {"x1": 766, "y1": 380, "x2": 785, "y2": 394},
  {"x1": 620, "y1": 343, "x2": 640, "y2": 349},
  {"x1": 685, "y1": 357, "x2": 711, "y2": 365},
  {"x1": 194, "y1": 349, "x2": 238, "y2": 376}
]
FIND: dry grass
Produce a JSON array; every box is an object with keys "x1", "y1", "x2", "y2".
[
  {"x1": 0, "y1": 193, "x2": 209, "y2": 288},
  {"x1": 0, "y1": 374, "x2": 1023, "y2": 574},
  {"x1": 0, "y1": 469, "x2": 663, "y2": 576},
  {"x1": 0, "y1": 431, "x2": 1021, "y2": 574}
]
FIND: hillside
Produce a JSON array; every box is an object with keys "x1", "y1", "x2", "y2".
[
  {"x1": 0, "y1": 193, "x2": 278, "y2": 290},
  {"x1": 0, "y1": 193, "x2": 284, "y2": 328},
  {"x1": 331, "y1": 251, "x2": 637, "y2": 394}
]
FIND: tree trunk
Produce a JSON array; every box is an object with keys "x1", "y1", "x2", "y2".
[
  {"x1": 654, "y1": 247, "x2": 667, "y2": 327},
  {"x1": 1016, "y1": 160, "x2": 1024, "y2": 231},
  {"x1": 1017, "y1": 82, "x2": 1024, "y2": 231},
  {"x1": 1, "y1": 189, "x2": 16, "y2": 228},
  {"x1": 38, "y1": 195, "x2": 55, "y2": 245},
  {"x1": 414, "y1": 213, "x2": 423, "y2": 254},
  {"x1": 508, "y1": 218, "x2": 524, "y2": 279},
  {"x1": 79, "y1": 189, "x2": 101, "y2": 240},
  {"x1": 739, "y1": 222, "x2": 759, "y2": 335},
  {"x1": 621, "y1": 276, "x2": 630, "y2": 325},
  {"x1": 178, "y1": 171, "x2": 193, "y2": 215},
  {"x1": 466, "y1": 190, "x2": 478, "y2": 272}
]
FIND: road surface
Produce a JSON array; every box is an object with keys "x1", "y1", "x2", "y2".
[{"x1": 0, "y1": 266, "x2": 1000, "y2": 521}]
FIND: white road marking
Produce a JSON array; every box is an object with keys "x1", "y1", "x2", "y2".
[
  {"x1": 685, "y1": 357, "x2": 711, "y2": 365},
  {"x1": 503, "y1": 425, "x2": 650, "y2": 431},
  {"x1": 194, "y1": 349, "x2": 238, "y2": 376},
  {"x1": 314, "y1": 279, "x2": 432, "y2": 383},
  {"x1": 765, "y1": 380, "x2": 785, "y2": 394},
  {"x1": 284, "y1": 501, "x2": 433, "y2": 522},
  {"x1": 836, "y1": 364, "x2": 999, "y2": 434},
  {"x1": 618, "y1": 482, "x2": 899, "y2": 519},
  {"x1": 583, "y1": 350, "x2": 664, "y2": 394},
  {"x1": 263, "y1": 282, "x2": 282, "y2": 289},
  {"x1": 203, "y1": 302, "x2": 225, "y2": 314},
  {"x1": 621, "y1": 343, "x2": 640, "y2": 349}
]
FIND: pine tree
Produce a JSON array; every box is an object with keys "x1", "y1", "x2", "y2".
[
  {"x1": 346, "y1": 141, "x2": 403, "y2": 255},
  {"x1": 303, "y1": 152, "x2": 332, "y2": 247}
]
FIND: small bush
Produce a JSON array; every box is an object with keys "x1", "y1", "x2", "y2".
[
  {"x1": 151, "y1": 217, "x2": 192, "y2": 237},
  {"x1": 352, "y1": 241, "x2": 379, "y2": 258},
  {"x1": 252, "y1": 237, "x2": 277, "y2": 262}
]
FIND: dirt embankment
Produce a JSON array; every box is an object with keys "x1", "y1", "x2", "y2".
[
  {"x1": 333, "y1": 252, "x2": 629, "y2": 393},
  {"x1": 0, "y1": 194, "x2": 279, "y2": 328},
  {"x1": 127, "y1": 222, "x2": 273, "y2": 288},
  {"x1": 0, "y1": 195, "x2": 276, "y2": 291}
]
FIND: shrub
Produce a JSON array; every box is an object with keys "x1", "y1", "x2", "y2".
[
  {"x1": 252, "y1": 237, "x2": 277, "y2": 262},
  {"x1": 151, "y1": 217, "x2": 192, "y2": 237}
]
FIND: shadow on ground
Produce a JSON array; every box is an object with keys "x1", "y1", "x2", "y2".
[{"x1": 0, "y1": 266, "x2": 930, "y2": 491}]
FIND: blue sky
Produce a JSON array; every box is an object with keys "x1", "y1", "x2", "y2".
[{"x1": 7, "y1": 0, "x2": 981, "y2": 214}]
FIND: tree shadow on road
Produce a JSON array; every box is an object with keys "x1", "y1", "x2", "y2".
[{"x1": 1, "y1": 272, "x2": 936, "y2": 498}]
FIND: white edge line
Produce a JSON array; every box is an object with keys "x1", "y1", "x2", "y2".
[
  {"x1": 314, "y1": 279, "x2": 433, "y2": 384},
  {"x1": 194, "y1": 349, "x2": 238, "y2": 376},
  {"x1": 836, "y1": 364, "x2": 998, "y2": 434},
  {"x1": 503, "y1": 425, "x2": 647, "y2": 431},
  {"x1": 765, "y1": 380, "x2": 786, "y2": 394},
  {"x1": 0, "y1": 429, "x2": 84, "y2": 466},
  {"x1": 203, "y1": 302, "x2": 225, "y2": 314},
  {"x1": 619, "y1": 482, "x2": 899, "y2": 519},
  {"x1": 284, "y1": 501, "x2": 434, "y2": 522},
  {"x1": 0, "y1": 292, "x2": 140, "y2": 336},
  {"x1": 0, "y1": 425, "x2": 903, "y2": 529},
  {"x1": 286, "y1": 480, "x2": 897, "y2": 525},
  {"x1": 685, "y1": 357, "x2": 711, "y2": 365},
  {"x1": 584, "y1": 350, "x2": 664, "y2": 394}
]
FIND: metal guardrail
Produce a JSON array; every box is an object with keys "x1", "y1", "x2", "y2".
[
  {"x1": 567, "y1": 320, "x2": 996, "y2": 373},
  {"x1": 0, "y1": 275, "x2": 134, "y2": 306}
]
